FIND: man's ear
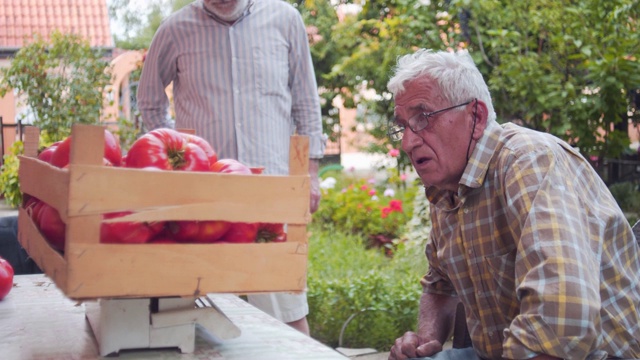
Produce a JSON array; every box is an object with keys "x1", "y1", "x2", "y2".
[{"x1": 471, "y1": 99, "x2": 489, "y2": 140}]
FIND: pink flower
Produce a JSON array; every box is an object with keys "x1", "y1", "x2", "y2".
[
  {"x1": 369, "y1": 189, "x2": 376, "y2": 196},
  {"x1": 381, "y1": 207, "x2": 392, "y2": 218},
  {"x1": 389, "y1": 199, "x2": 403, "y2": 212},
  {"x1": 388, "y1": 149, "x2": 400, "y2": 157},
  {"x1": 360, "y1": 185, "x2": 369, "y2": 191},
  {"x1": 400, "y1": 173, "x2": 407, "y2": 181}
]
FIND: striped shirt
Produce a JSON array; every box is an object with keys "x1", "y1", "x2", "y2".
[
  {"x1": 137, "y1": 0, "x2": 325, "y2": 175},
  {"x1": 422, "y1": 121, "x2": 640, "y2": 359}
]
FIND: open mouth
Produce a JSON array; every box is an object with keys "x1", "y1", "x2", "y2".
[{"x1": 414, "y1": 156, "x2": 430, "y2": 165}]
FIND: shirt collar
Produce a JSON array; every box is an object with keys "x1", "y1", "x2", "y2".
[{"x1": 198, "y1": 0, "x2": 254, "y2": 25}]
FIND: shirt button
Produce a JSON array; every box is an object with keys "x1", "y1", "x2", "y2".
[
  {"x1": 463, "y1": 208, "x2": 469, "y2": 214},
  {"x1": 467, "y1": 249, "x2": 472, "y2": 255},
  {"x1": 477, "y1": 290, "x2": 482, "y2": 296},
  {"x1": 488, "y1": 331, "x2": 494, "y2": 337}
]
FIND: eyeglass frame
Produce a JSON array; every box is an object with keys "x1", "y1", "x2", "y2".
[{"x1": 387, "y1": 99, "x2": 475, "y2": 141}]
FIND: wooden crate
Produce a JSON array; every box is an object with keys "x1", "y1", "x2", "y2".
[{"x1": 17, "y1": 124, "x2": 311, "y2": 300}]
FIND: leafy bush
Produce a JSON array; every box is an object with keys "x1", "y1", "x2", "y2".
[
  {"x1": 314, "y1": 167, "x2": 418, "y2": 254},
  {"x1": 307, "y1": 223, "x2": 427, "y2": 351},
  {"x1": 0, "y1": 141, "x2": 24, "y2": 208},
  {"x1": 608, "y1": 181, "x2": 640, "y2": 224},
  {"x1": 0, "y1": 31, "x2": 111, "y2": 143}
]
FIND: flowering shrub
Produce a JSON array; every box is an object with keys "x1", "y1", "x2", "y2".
[{"x1": 315, "y1": 169, "x2": 418, "y2": 254}]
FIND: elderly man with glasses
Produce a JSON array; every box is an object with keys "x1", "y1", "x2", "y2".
[{"x1": 387, "y1": 49, "x2": 640, "y2": 360}]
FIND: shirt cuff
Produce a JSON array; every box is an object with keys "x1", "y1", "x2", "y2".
[{"x1": 308, "y1": 134, "x2": 327, "y2": 159}]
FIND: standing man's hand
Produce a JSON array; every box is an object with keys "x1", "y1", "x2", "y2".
[
  {"x1": 309, "y1": 159, "x2": 321, "y2": 213},
  {"x1": 388, "y1": 331, "x2": 443, "y2": 360}
]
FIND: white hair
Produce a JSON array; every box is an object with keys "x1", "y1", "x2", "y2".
[{"x1": 387, "y1": 49, "x2": 496, "y2": 122}]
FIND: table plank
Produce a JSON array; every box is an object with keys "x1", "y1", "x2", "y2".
[{"x1": 0, "y1": 275, "x2": 348, "y2": 360}]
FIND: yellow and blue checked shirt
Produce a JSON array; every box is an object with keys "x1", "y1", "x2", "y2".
[{"x1": 422, "y1": 121, "x2": 640, "y2": 359}]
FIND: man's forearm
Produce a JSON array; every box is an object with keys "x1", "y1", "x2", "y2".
[
  {"x1": 309, "y1": 159, "x2": 319, "y2": 178},
  {"x1": 417, "y1": 292, "x2": 460, "y2": 345}
]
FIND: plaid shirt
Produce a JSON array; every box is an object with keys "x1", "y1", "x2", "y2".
[{"x1": 422, "y1": 121, "x2": 640, "y2": 359}]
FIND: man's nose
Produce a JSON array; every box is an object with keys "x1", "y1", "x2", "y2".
[{"x1": 401, "y1": 127, "x2": 422, "y2": 152}]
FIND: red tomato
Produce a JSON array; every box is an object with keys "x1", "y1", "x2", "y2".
[
  {"x1": 50, "y1": 130, "x2": 122, "y2": 168},
  {"x1": 0, "y1": 257, "x2": 14, "y2": 300},
  {"x1": 100, "y1": 212, "x2": 165, "y2": 244},
  {"x1": 37, "y1": 141, "x2": 62, "y2": 163},
  {"x1": 38, "y1": 203, "x2": 66, "y2": 252},
  {"x1": 181, "y1": 133, "x2": 218, "y2": 166},
  {"x1": 125, "y1": 128, "x2": 210, "y2": 171},
  {"x1": 168, "y1": 220, "x2": 231, "y2": 243},
  {"x1": 219, "y1": 222, "x2": 259, "y2": 243},
  {"x1": 256, "y1": 223, "x2": 287, "y2": 243},
  {"x1": 210, "y1": 159, "x2": 252, "y2": 174}
]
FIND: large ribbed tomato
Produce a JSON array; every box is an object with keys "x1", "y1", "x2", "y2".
[
  {"x1": 219, "y1": 222, "x2": 259, "y2": 243},
  {"x1": 167, "y1": 220, "x2": 231, "y2": 243},
  {"x1": 38, "y1": 203, "x2": 66, "y2": 252},
  {"x1": 210, "y1": 159, "x2": 252, "y2": 174},
  {"x1": 50, "y1": 129, "x2": 122, "y2": 168},
  {"x1": 37, "y1": 141, "x2": 62, "y2": 163},
  {"x1": 100, "y1": 211, "x2": 165, "y2": 244},
  {"x1": 181, "y1": 133, "x2": 218, "y2": 167},
  {"x1": 125, "y1": 128, "x2": 209, "y2": 171}
]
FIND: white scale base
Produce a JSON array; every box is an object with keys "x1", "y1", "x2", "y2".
[{"x1": 85, "y1": 296, "x2": 241, "y2": 356}]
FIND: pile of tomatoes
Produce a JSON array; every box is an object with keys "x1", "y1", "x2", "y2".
[{"x1": 25, "y1": 128, "x2": 286, "y2": 253}]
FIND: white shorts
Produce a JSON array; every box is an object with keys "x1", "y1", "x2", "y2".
[{"x1": 247, "y1": 292, "x2": 309, "y2": 323}]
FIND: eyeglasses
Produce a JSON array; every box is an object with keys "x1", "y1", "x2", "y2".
[{"x1": 387, "y1": 100, "x2": 473, "y2": 141}]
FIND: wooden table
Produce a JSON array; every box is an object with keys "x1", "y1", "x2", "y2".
[{"x1": 0, "y1": 274, "x2": 349, "y2": 360}]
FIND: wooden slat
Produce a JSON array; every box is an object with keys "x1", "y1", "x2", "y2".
[
  {"x1": 17, "y1": 208, "x2": 68, "y2": 291},
  {"x1": 22, "y1": 126, "x2": 40, "y2": 157},
  {"x1": 289, "y1": 136, "x2": 309, "y2": 176},
  {"x1": 288, "y1": 136, "x2": 311, "y2": 244},
  {"x1": 18, "y1": 156, "x2": 70, "y2": 217},
  {"x1": 66, "y1": 166, "x2": 310, "y2": 223},
  {"x1": 64, "y1": 242, "x2": 308, "y2": 299},
  {"x1": 66, "y1": 125, "x2": 104, "y2": 246},
  {"x1": 69, "y1": 124, "x2": 104, "y2": 166}
]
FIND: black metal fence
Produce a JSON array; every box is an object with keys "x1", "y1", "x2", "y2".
[
  {"x1": 591, "y1": 154, "x2": 640, "y2": 186},
  {"x1": 0, "y1": 116, "x2": 30, "y2": 164}
]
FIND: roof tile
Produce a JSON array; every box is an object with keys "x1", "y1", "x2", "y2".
[{"x1": 0, "y1": 0, "x2": 113, "y2": 48}]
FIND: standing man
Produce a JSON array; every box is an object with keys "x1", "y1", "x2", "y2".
[
  {"x1": 137, "y1": 0, "x2": 326, "y2": 335},
  {"x1": 386, "y1": 49, "x2": 640, "y2": 359}
]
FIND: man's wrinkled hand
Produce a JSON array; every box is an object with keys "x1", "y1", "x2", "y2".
[{"x1": 388, "y1": 331, "x2": 443, "y2": 360}]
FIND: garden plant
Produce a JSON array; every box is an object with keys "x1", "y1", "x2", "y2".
[{"x1": 307, "y1": 152, "x2": 431, "y2": 351}]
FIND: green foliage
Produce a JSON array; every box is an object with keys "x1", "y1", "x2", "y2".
[
  {"x1": 0, "y1": 141, "x2": 24, "y2": 208},
  {"x1": 314, "y1": 168, "x2": 417, "y2": 253},
  {"x1": 307, "y1": 223, "x2": 426, "y2": 350},
  {"x1": 608, "y1": 181, "x2": 640, "y2": 224},
  {"x1": 0, "y1": 31, "x2": 112, "y2": 143},
  {"x1": 454, "y1": 0, "x2": 640, "y2": 159},
  {"x1": 108, "y1": 0, "x2": 192, "y2": 50},
  {"x1": 115, "y1": 115, "x2": 141, "y2": 152},
  {"x1": 297, "y1": 0, "x2": 640, "y2": 162}
]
